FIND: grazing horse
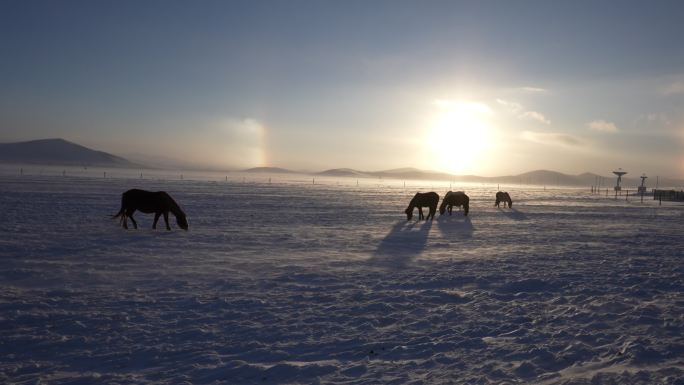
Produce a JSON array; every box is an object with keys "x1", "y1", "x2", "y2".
[
  {"x1": 495, "y1": 191, "x2": 513, "y2": 208},
  {"x1": 405, "y1": 192, "x2": 439, "y2": 220},
  {"x1": 112, "y1": 189, "x2": 188, "y2": 230},
  {"x1": 439, "y1": 191, "x2": 470, "y2": 216}
]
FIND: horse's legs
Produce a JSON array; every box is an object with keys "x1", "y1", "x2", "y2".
[
  {"x1": 418, "y1": 207, "x2": 424, "y2": 220},
  {"x1": 122, "y1": 215, "x2": 128, "y2": 229},
  {"x1": 429, "y1": 206, "x2": 436, "y2": 220},
  {"x1": 163, "y1": 212, "x2": 171, "y2": 230},
  {"x1": 448, "y1": 205, "x2": 453, "y2": 215},
  {"x1": 153, "y1": 213, "x2": 161, "y2": 229},
  {"x1": 127, "y1": 210, "x2": 138, "y2": 229}
]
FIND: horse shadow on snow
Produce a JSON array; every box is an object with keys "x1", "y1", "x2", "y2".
[
  {"x1": 370, "y1": 220, "x2": 432, "y2": 267},
  {"x1": 500, "y1": 208, "x2": 528, "y2": 221},
  {"x1": 436, "y1": 215, "x2": 474, "y2": 239}
]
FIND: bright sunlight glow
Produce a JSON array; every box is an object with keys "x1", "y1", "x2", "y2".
[{"x1": 426, "y1": 100, "x2": 494, "y2": 175}]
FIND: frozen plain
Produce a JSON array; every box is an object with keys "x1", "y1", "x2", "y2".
[{"x1": 1, "y1": 169, "x2": 683, "y2": 384}]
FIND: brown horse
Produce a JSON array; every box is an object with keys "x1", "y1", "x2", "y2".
[
  {"x1": 405, "y1": 192, "x2": 439, "y2": 220},
  {"x1": 495, "y1": 191, "x2": 513, "y2": 208},
  {"x1": 439, "y1": 191, "x2": 470, "y2": 216},
  {"x1": 113, "y1": 189, "x2": 188, "y2": 230}
]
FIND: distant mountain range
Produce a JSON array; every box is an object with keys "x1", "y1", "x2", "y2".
[
  {"x1": 0, "y1": 138, "x2": 138, "y2": 168},
  {"x1": 252, "y1": 167, "x2": 682, "y2": 188},
  {"x1": 2, "y1": 138, "x2": 680, "y2": 187},
  {"x1": 312, "y1": 168, "x2": 609, "y2": 186}
]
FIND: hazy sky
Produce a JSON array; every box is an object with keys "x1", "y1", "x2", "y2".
[{"x1": 2, "y1": 1, "x2": 684, "y2": 176}]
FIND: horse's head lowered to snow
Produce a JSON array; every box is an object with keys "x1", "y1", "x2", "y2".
[{"x1": 176, "y1": 212, "x2": 189, "y2": 231}]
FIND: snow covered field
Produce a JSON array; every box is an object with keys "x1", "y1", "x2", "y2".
[{"x1": 1, "y1": 170, "x2": 683, "y2": 384}]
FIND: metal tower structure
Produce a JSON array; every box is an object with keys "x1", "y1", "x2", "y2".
[
  {"x1": 613, "y1": 168, "x2": 627, "y2": 191},
  {"x1": 638, "y1": 174, "x2": 648, "y2": 194}
]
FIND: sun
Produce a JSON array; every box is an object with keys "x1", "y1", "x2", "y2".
[{"x1": 426, "y1": 100, "x2": 494, "y2": 175}]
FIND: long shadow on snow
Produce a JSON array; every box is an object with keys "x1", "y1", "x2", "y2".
[
  {"x1": 436, "y1": 214, "x2": 473, "y2": 239},
  {"x1": 500, "y1": 208, "x2": 528, "y2": 221},
  {"x1": 369, "y1": 220, "x2": 432, "y2": 267}
]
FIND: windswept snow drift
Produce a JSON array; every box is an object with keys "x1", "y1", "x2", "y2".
[{"x1": 1, "y1": 172, "x2": 683, "y2": 384}]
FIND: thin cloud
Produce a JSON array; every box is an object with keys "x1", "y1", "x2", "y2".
[
  {"x1": 522, "y1": 131, "x2": 585, "y2": 147},
  {"x1": 520, "y1": 111, "x2": 551, "y2": 125},
  {"x1": 662, "y1": 80, "x2": 684, "y2": 95},
  {"x1": 520, "y1": 86, "x2": 548, "y2": 93},
  {"x1": 587, "y1": 119, "x2": 618, "y2": 133},
  {"x1": 496, "y1": 99, "x2": 522, "y2": 113},
  {"x1": 498, "y1": 99, "x2": 550, "y2": 124},
  {"x1": 640, "y1": 113, "x2": 672, "y2": 126}
]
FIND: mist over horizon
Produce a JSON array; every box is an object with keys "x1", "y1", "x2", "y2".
[
  {"x1": 5, "y1": 138, "x2": 684, "y2": 190},
  {"x1": 3, "y1": 136, "x2": 684, "y2": 183}
]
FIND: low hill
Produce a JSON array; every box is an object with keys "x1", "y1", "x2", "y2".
[
  {"x1": 0, "y1": 138, "x2": 138, "y2": 167},
  {"x1": 511, "y1": 170, "x2": 601, "y2": 186},
  {"x1": 317, "y1": 168, "x2": 371, "y2": 177},
  {"x1": 372, "y1": 167, "x2": 456, "y2": 181},
  {"x1": 242, "y1": 167, "x2": 296, "y2": 174}
]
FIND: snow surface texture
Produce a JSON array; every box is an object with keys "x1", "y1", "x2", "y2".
[{"x1": 1, "y1": 170, "x2": 683, "y2": 384}]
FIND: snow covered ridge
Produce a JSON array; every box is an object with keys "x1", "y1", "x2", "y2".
[{"x1": 1, "y1": 174, "x2": 683, "y2": 384}]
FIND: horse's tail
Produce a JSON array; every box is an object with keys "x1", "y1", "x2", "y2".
[
  {"x1": 112, "y1": 191, "x2": 128, "y2": 221},
  {"x1": 112, "y1": 207, "x2": 124, "y2": 219},
  {"x1": 112, "y1": 207, "x2": 125, "y2": 221},
  {"x1": 112, "y1": 194, "x2": 126, "y2": 219}
]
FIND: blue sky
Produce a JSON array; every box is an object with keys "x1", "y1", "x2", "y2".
[{"x1": 2, "y1": 1, "x2": 684, "y2": 176}]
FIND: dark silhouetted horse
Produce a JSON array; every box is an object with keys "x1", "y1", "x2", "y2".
[
  {"x1": 113, "y1": 189, "x2": 188, "y2": 230},
  {"x1": 439, "y1": 191, "x2": 470, "y2": 216},
  {"x1": 405, "y1": 192, "x2": 439, "y2": 220},
  {"x1": 495, "y1": 191, "x2": 513, "y2": 208}
]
